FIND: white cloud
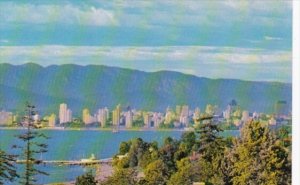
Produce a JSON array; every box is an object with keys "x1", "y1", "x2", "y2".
[
  {"x1": 0, "y1": 45, "x2": 291, "y2": 67},
  {"x1": 0, "y1": 3, "x2": 118, "y2": 26},
  {"x1": 0, "y1": 1, "x2": 291, "y2": 29}
]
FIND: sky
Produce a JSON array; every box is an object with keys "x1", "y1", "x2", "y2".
[{"x1": 0, "y1": 0, "x2": 292, "y2": 82}]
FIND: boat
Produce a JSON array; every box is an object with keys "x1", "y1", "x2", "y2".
[
  {"x1": 80, "y1": 154, "x2": 96, "y2": 162},
  {"x1": 112, "y1": 125, "x2": 119, "y2": 133},
  {"x1": 112, "y1": 128, "x2": 119, "y2": 133}
]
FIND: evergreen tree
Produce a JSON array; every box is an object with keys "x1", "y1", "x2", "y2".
[
  {"x1": 100, "y1": 168, "x2": 138, "y2": 185},
  {"x1": 167, "y1": 158, "x2": 200, "y2": 185},
  {"x1": 14, "y1": 102, "x2": 49, "y2": 185},
  {"x1": 158, "y1": 137, "x2": 179, "y2": 173},
  {"x1": 195, "y1": 116, "x2": 225, "y2": 184},
  {"x1": 226, "y1": 121, "x2": 291, "y2": 185},
  {"x1": 144, "y1": 159, "x2": 170, "y2": 185},
  {"x1": 0, "y1": 149, "x2": 18, "y2": 184},
  {"x1": 75, "y1": 171, "x2": 97, "y2": 185},
  {"x1": 197, "y1": 116, "x2": 224, "y2": 161}
]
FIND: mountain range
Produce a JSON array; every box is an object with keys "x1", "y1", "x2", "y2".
[{"x1": 0, "y1": 63, "x2": 291, "y2": 115}]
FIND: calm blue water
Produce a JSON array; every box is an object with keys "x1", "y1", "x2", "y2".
[{"x1": 0, "y1": 129, "x2": 239, "y2": 184}]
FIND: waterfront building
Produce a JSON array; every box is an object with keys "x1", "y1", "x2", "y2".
[
  {"x1": 180, "y1": 105, "x2": 189, "y2": 126},
  {"x1": 181, "y1": 105, "x2": 189, "y2": 117},
  {"x1": 0, "y1": 110, "x2": 13, "y2": 125},
  {"x1": 33, "y1": 114, "x2": 40, "y2": 124},
  {"x1": 205, "y1": 104, "x2": 215, "y2": 115},
  {"x1": 241, "y1": 111, "x2": 250, "y2": 123},
  {"x1": 252, "y1": 112, "x2": 259, "y2": 119},
  {"x1": 105, "y1": 107, "x2": 109, "y2": 120},
  {"x1": 165, "y1": 106, "x2": 174, "y2": 124},
  {"x1": 83, "y1": 108, "x2": 91, "y2": 124},
  {"x1": 193, "y1": 107, "x2": 201, "y2": 123},
  {"x1": 59, "y1": 103, "x2": 72, "y2": 124},
  {"x1": 152, "y1": 112, "x2": 162, "y2": 128},
  {"x1": 233, "y1": 107, "x2": 242, "y2": 118},
  {"x1": 176, "y1": 105, "x2": 182, "y2": 117},
  {"x1": 223, "y1": 109, "x2": 231, "y2": 120},
  {"x1": 97, "y1": 108, "x2": 108, "y2": 127},
  {"x1": 144, "y1": 113, "x2": 151, "y2": 128},
  {"x1": 13, "y1": 113, "x2": 20, "y2": 124},
  {"x1": 180, "y1": 115, "x2": 189, "y2": 127},
  {"x1": 82, "y1": 108, "x2": 97, "y2": 125},
  {"x1": 48, "y1": 114, "x2": 56, "y2": 127},
  {"x1": 112, "y1": 104, "x2": 121, "y2": 126},
  {"x1": 67, "y1": 109, "x2": 72, "y2": 122},
  {"x1": 125, "y1": 110, "x2": 133, "y2": 128}
]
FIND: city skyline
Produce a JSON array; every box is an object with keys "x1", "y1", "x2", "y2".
[
  {"x1": 0, "y1": 0, "x2": 292, "y2": 82},
  {"x1": 0, "y1": 100, "x2": 291, "y2": 129}
]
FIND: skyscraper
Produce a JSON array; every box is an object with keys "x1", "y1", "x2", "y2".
[
  {"x1": 176, "y1": 105, "x2": 182, "y2": 116},
  {"x1": 152, "y1": 112, "x2": 162, "y2": 128},
  {"x1": 97, "y1": 108, "x2": 108, "y2": 127},
  {"x1": 241, "y1": 111, "x2": 250, "y2": 123},
  {"x1": 67, "y1": 109, "x2": 72, "y2": 123},
  {"x1": 48, "y1": 114, "x2": 56, "y2": 127},
  {"x1": 83, "y1": 108, "x2": 91, "y2": 124},
  {"x1": 112, "y1": 104, "x2": 121, "y2": 126},
  {"x1": 125, "y1": 110, "x2": 133, "y2": 128},
  {"x1": 165, "y1": 106, "x2": 174, "y2": 124},
  {"x1": 180, "y1": 105, "x2": 189, "y2": 126},
  {"x1": 181, "y1": 105, "x2": 189, "y2": 117},
  {"x1": 144, "y1": 113, "x2": 151, "y2": 128},
  {"x1": 59, "y1": 103, "x2": 72, "y2": 124}
]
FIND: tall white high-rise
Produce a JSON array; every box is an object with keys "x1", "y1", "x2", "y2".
[
  {"x1": 59, "y1": 103, "x2": 72, "y2": 124},
  {"x1": 144, "y1": 113, "x2": 151, "y2": 128},
  {"x1": 152, "y1": 112, "x2": 162, "y2": 128},
  {"x1": 67, "y1": 109, "x2": 72, "y2": 122},
  {"x1": 97, "y1": 108, "x2": 108, "y2": 127},
  {"x1": 180, "y1": 105, "x2": 189, "y2": 126},
  {"x1": 125, "y1": 110, "x2": 133, "y2": 128}
]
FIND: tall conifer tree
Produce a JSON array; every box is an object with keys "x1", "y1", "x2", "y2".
[{"x1": 14, "y1": 102, "x2": 49, "y2": 185}]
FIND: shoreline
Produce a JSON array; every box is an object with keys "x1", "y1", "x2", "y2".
[
  {"x1": 0, "y1": 127, "x2": 241, "y2": 132},
  {"x1": 0, "y1": 126, "x2": 191, "y2": 132},
  {"x1": 45, "y1": 163, "x2": 114, "y2": 185}
]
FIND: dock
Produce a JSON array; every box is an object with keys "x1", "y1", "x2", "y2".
[{"x1": 16, "y1": 158, "x2": 113, "y2": 166}]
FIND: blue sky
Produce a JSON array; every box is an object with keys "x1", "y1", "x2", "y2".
[{"x1": 0, "y1": 0, "x2": 292, "y2": 82}]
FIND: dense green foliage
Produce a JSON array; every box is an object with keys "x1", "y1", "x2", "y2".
[
  {"x1": 99, "y1": 119, "x2": 291, "y2": 185},
  {"x1": 75, "y1": 171, "x2": 97, "y2": 185},
  {"x1": 224, "y1": 121, "x2": 291, "y2": 185},
  {"x1": 0, "y1": 150, "x2": 18, "y2": 184},
  {"x1": 99, "y1": 168, "x2": 138, "y2": 185}
]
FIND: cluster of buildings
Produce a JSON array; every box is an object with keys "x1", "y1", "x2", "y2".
[
  {"x1": 223, "y1": 100, "x2": 291, "y2": 127},
  {"x1": 0, "y1": 100, "x2": 291, "y2": 129},
  {"x1": 0, "y1": 110, "x2": 15, "y2": 125}
]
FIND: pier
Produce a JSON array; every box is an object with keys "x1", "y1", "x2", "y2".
[{"x1": 16, "y1": 158, "x2": 113, "y2": 166}]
